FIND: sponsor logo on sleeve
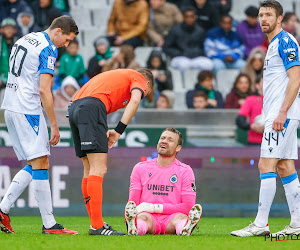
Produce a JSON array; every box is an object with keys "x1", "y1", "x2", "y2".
[
  {"x1": 287, "y1": 52, "x2": 296, "y2": 61},
  {"x1": 47, "y1": 56, "x2": 56, "y2": 70},
  {"x1": 191, "y1": 183, "x2": 196, "y2": 192}
]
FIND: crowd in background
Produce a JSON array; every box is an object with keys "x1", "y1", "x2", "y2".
[{"x1": 0, "y1": 0, "x2": 299, "y2": 143}]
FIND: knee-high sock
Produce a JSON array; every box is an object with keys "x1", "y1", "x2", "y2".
[
  {"x1": 0, "y1": 165, "x2": 32, "y2": 214},
  {"x1": 282, "y1": 172, "x2": 300, "y2": 228},
  {"x1": 32, "y1": 169, "x2": 56, "y2": 229},
  {"x1": 254, "y1": 172, "x2": 277, "y2": 227},
  {"x1": 175, "y1": 219, "x2": 187, "y2": 235},
  {"x1": 81, "y1": 178, "x2": 91, "y2": 220},
  {"x1": 87, "y1": 175, "x2": 104, "y2": 229},
  {"x1": 137, "y1": 219, "x2": 148, "y2": 235}
]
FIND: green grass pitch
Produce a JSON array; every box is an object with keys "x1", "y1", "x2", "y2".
[{"x1": 0, "y1": 217, "x2": 298, "y2": 249}]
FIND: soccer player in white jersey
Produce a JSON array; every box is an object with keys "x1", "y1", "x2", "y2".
[
  {"x1": 0, "y1": 16, "x2": 79, "y2": 234},
  {"x1": 124, "y1": 128, "x2": 202, "y2": 236},
  {"x1": 231, "y1": 0, "x2": 300, "y2": 237}
]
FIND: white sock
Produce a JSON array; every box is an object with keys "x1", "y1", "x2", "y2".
[
  {"x1": 0, "y1": 165, "x2": 32, "y2": 214},
  {"x1": 32, "y1": 170, "x2": 56, "y2": 229},
  {"x1": 282, "y1": 172, "x2": 300, "y2": 228},
  {"x1": 254, "y1": 172, "x2": 277, "y2": 227}
]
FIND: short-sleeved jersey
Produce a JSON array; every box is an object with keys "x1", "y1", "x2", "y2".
[
  {"x1": 73, "y1": 69, "x2": 148, "y2": 114},
  {"x1": 1, "y1": 32, "x2": 58, "y2": 115},
  {"x1": 263, "y1": 30, "x2": 300, "y2": 121},
  {"x1": 129, "y1": 158, "x2": 196, "y2": 206}
]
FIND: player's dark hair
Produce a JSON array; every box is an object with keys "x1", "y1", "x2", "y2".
[
  {"x1": 49, "y1": 15, "x2": 79, "y2": 35},
  {"x1": 194, "y1": 90, "x2": 208, "y2": 100},
  {"x1": 260, "y1": 0, "x2": 283, "y2": 17},
  {"x1": 198, "y1": 70, "x2": 214, "y2": 84},
  {"x1": 283, "y1": 12, "x2": 298, "y2": 23},
  {"x1": 136, "y1": 68, "x2": 154, "y2": 90},
  {"x1": 163, "y1": 127, "x2": 183, "y2": 146}
]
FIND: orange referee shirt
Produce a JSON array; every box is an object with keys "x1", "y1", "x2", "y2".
[{"x1": 73, "y1": 69, "x2": 148, "y2": 114}]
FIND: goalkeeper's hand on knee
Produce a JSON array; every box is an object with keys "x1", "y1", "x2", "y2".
[{"x1": 136, "y1": 202, "x2": 163, "y2": 214}]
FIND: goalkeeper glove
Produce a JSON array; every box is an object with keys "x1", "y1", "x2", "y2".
[{"x1": 136, "y1": 202, "x2": 163, "y2": 214}]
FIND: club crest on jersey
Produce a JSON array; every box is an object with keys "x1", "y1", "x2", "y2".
[
  {"x1": 123, "y1": 99, "x2": 129, "y2": 105},
  {"x1": 47, "y1": 56, "x2": 56, "y2": 70},
  {"x1": 170, "y1": 174, "x2": 178, "y2": 184}
]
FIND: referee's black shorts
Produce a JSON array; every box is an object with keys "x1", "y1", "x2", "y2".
[{"x1": 69, "y1": 97, "x2": 108, "y2": 158}]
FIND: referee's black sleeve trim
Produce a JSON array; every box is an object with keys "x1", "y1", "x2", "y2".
[
  {"x1": 131, "y1": 87, "x2": 145, "y2": 99},
  {"x1": 236, "y1": 115, "x2": 250, "y2": 130}
]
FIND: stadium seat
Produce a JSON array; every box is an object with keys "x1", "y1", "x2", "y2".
[
  {"x1": 135, "y1": 47, "x2": 153, "y2": 67},
  {"x1": 216, "y1": 69, "x2": 240, "y2": 100},
  {"x1": 169, "y1": 67, "x2": 184, "y2": 92},
  {"x1": 173, "y1": 91, "x2": 187, "y2": 110},
  {"x1": 230, "y1": 0, "x2": 261, "y2": 22},
  {"x1": 70, "y1": 8, "x2": 92, "y2": 30},
  {"x1": 91, "y1": 8, "x2": 111, "y2": 29},
  {"x1": 183, "y1": 69, "x2": 199, "y2": 90}
]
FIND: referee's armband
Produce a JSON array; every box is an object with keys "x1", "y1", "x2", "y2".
[{"x1": 115, "y1": 121, "x2": 127, "y2": 134}]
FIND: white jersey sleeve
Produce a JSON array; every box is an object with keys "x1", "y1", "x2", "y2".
[
  {"x1": 263, "y1": 30, "x2": 300, "y2": 121},
  {"x1": 1, "y1": 32, "x2": 58, "y2": 115}
]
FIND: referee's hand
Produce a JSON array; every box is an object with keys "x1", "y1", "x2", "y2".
[
  {"x1": 49, "y1": 124, "x2": 60, "y2": 146},
  {"x1": 107, "y1": 129, "x2": 121, "y2": 149}
]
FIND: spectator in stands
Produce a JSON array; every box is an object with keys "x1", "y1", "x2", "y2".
[
  {"x1": 204, "y1": 15, "x2": 245, "y2": 74},
  {"x1": 156, "y1": 90, "x2": 175, "y2": 109},
  {"x1": 163, "y1": 6, "x2": 213, "y2": 73},
  {"x1": 224, "y1": 73, "x2": 251, "y2": 109},
  {"x1": 102, "y1": 44, "x2": 140, "y2": 72},
  {"x1": 87, "y1": 37, "x2": 112, "y2": 79},
  {"x1": 52, "y1": 0, "x2": 70, "y2": 14},
  {"x1": 58, "y1": 39, "x2": 87, "y2": 86},
  {"x1": 0, "y1": 0, "x2": 32, "y2": 23},
  {"x1": 236, "y1": 6, "x2": 264, "y2": 59},
  {"x1": 236, "y1": 77, "x2": 264, "y2": 145},
  {"x1": 107, "y1": 0, "x2": 149, "y2": 48},
  {"x1": 54, "y1": 76, "x2": 80, "y2": 109},
  {"x1": 0, "y1": 18, "x2": 18, "y2": 91},
  {"x1": 180, "y1": 0, "x2": 220, "y2": 32},
  {"x1": 209, "y1": 0, "x2": 231, "y2": 16},
  {"x1": 192, "y1": 90, "x2": 208, "y2": 109},
  {"x1": 146, "y1": 49, "x2": 173, "y2": 92},
  {"x1": 186, "y1": 70, "x2": 223, "y2": 109},
  {"x1": 16, "y1": 11, "x2": 40, "y2": 37},
  {"x1": 283, "y1": 12, "x2": 300, "y2": 43},
  {"x1": 147, "y1": 0, "x2": 182, "y2": 47},
  {"x1": 241, "y1": 47, "x2": 265, "y2": 92},
  {"x1": 31, "y1": 0, "x2": 62, "y2": 30}
]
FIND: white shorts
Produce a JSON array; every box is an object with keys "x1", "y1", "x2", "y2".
[
  {"x1": 4, "y1": 110, "x2": 50, "y2": 161},
  {"x1": 260, "y1": 119, "x2": 299, "y2": 160}
]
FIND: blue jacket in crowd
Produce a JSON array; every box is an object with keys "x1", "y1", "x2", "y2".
[{"x1": 204, "y1": 26, "x2": 245, "y2": 61}]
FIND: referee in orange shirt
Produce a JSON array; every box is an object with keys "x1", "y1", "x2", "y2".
[{"x1": 69, "y1": 68, "x2": 154, "y2": 236}]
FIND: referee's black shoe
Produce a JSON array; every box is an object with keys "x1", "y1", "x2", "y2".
[{"x1": 89, "y1": 223, "x2": 125, "y2": 236}]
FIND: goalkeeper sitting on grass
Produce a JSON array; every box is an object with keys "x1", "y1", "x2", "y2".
[{"x1": 124, "y1": 128, "x2": 202, "y2": 236}]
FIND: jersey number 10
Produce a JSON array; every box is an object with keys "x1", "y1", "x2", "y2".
[{"x1": 9, "y1": 44, "x2": 28, "y2": 77}]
